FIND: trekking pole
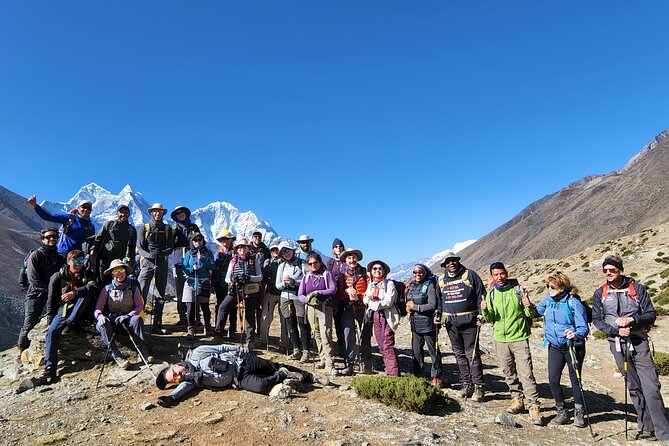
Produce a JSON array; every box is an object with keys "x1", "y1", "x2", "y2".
[
  {"x1": 236, "y1": 281, "x2": 246, "y2": 346},
  {"x1": 568, "y1": 341, "x2": 596, "y2": 439},
  {"x1": 623, "y1": 338, "x2": 629, "y2": 441},
  {"x1": 122, "y1": 323, "x2": 157, "y2": 380},
  {"x1": 95, "y1": 330, "x2": 116, "y2": 389}
]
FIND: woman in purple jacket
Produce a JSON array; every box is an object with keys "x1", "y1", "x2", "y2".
[{"x1": 298, "y1": 253, "x2": 338, "y2": 376}]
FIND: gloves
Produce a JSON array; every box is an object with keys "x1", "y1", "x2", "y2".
[
  {"x1": 157, "y1": 395, "x2": 176, "y2": 408},
  {"x1": 115, "y1": 314, "x2": 131, "y2": 326},
  {"x1": 242, "y1": 273, "x2": 250, "y2": 283},
  {"x1": 97, "y1": 314, "x2": 109, "y2": 325}
]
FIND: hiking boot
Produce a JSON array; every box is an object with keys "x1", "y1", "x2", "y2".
[
  {"x1": 343, "y1": 364, "x2": 354, "y2": 376},
  {"x1": 15, "y1": 349, "x2": 24, "y2": 366},
  {"x1": 315, "y1": 361, "x2": 326, "y2": 369},
  {"x1": 311, "y1": 373, "x2": 330, "y2": 386},
  {"x1": 203, "y1": 325, "x2": 213, "y2": 337},
  {"x1": 431, "y1": 377, "x2": 443, "y2": 388},
  {"x1": 359, "y1": 363, "x2": 374, "y2": 375},
  {"x1": 471, "y1": 385, "x2": 485, "y2": 402},
  {"x1": 111, "y1": 350, "x2": 130, "y2": 370},
  {"x1": 245, "y1": 340, "x2": 255, "y2": 350},
  {"x1": 573, "y1": 409, "x2": 586, "y2": 428},
  {"x1": 186, "y1": 326, "x2": 195, "y2": 338},
  {"x1": 549, "y1": 409, "x2": 569, "y2": 426},
  {"x1": 529, "y1": 405, "x2": 543, "y2": 426},
  {"x1": 288, "y1": 349, "x2": 301, "y2": 360},
  {"x1": 278, "y1": 367, "x2": 304, "y2": 382},
  {"x1": 139, "y1": 346, "x2": 155, "y2": 364},
  {"x1": 460, "y1": 383, "x2": 474, "y2": 399},
  {"x1": 154, "y1": 324, "x2": 167, "y2": 335},
  {"x1": 40, "y1": 367, "x2": 58, "y2": 384},
  {"x1": 636, "y1": 431, "x2": 657, "y2": 441},
  {"x1": 507, "y1": 398, "x2": 525, "y2": 414},
  {"x1": 327, "y1": 367, "x2": 339, "y2": 377},
  {"x1": 299, "y1": 350, "x2": 310, "y2": 363}
]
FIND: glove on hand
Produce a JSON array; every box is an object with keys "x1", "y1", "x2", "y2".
[{"x1": 115, "y1": 314, "x2": 131, "y2": 326}]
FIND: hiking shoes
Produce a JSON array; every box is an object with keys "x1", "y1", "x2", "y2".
[
  {"x1": 311, "y1": 374, "x2": 330, "y2": 386},
  {"x1": 471, "y1": 385, "x2": 485, "y2": 402},
  {"x1": 636, "y1": 431, "x2": 657, "y2": 441},
  {"x1": 278, "y1": 367, "x2": 304, "y2": 382},
  {"x1": 314, "y1": 361, "x2": 326, "y2": 369},
  {"x1": 549, "y1": 409, "x2": 570, "y2": 426},
  {"x1": 573, "y1": 409, "x2": 586, "y2": 428},
  {"x1": 460, "y1": 383, "x2": 474, "y2": 398},
  {"x1": 40, "y1": 367, "x2": 58, "y2": 384},
  {"x1": 299, "y1": 350, "x2": 310, "y2": 363},
  {"x1": 287, "y1": 349, "x2": 302, "y2": 360},
  {"x1": 327, "y1": 367, "x2": 339, "y2": 377},
  {"x1": 529, "y1": 405, "x2": 543, "y2": 426},
  {"x1": 507, "y1": 398, "x2": 525, "y2": 414},
  {"x1": 111, "y1": 351, "x2": 130, "y2": 370}
]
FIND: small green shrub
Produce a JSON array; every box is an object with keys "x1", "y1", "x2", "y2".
[
  {"x1": 642, "y1": 237, "x2": 649, "y2": 243},
  {"x1": 581, "y1": 261, "x2": 590, "y2": 268},
  {"x1": 648, "y1": 288, "x2": 657, "y2": 296},
  {"x1": 562, "y1": 262, "x2": 571, "y2": 268},
  {"x1": 660, "y1": 282, "x2": 669, "y2": 290},
  {"x1": 351, "y1": 376, "x2": 451, "y2": 414},
  {"x1": 653, "y1": 352, "x2": 669, "y2": 376},
  {"x1": 583, "y1": 268, "x2": 590, "y2": 272},
  {"x1": 630, "y1": 272, "x2": 638, "y2": 277},
  {"x1": 646, "y1": 280, "x2": 656, "y2": 286},
  {"x1": 601, "y1": 246, "x2": 611, "y2": 253},
  {"x1": 660, "y1": 268, "x2": 669, "y2": 279},
  {"x1": 536, "y1": 285, "x2": 546, "y2": 294},
  {"x1": 655, "y1": 306, "x2": 669, "y2": 317},
  {"x1": 654, "y1": 289, "x2": 669, "y2": 306},
  {"x1": 592, "y1": 330, "x2": 608, "y2": 340},
  {"x1": 658, "y1": 252, "x2": 666, "y2": 257},
  {"x1": 622, "y1": 249, "x2": 633, "y2": 257}
]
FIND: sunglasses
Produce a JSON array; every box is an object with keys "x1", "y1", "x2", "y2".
[
  {"x1": 79, "y1": 205, "x2": 92, "y2": 210},
  {"x1": 412, "y1": 270, "x2": 425, "y2": 275},
  {"x1": 371, "y1": 266, "x2": 384, "y2": 271},
  {"x1": 43, "y1": 234, "x2": 58, "y2": 240},
  {"x1": 71, "y1": 259, "x2": 85, "y2": 265},
  {"x1": 193, "y1": 238, "x2": 204, "y2": 243},
  {"x1": 308, "y1": 261, "x2": 320, "y2": 266},
  {"x1": 280, "y1": 249, "x2": 292, "y2": 255},
  {"x1": 548, "y1": 285, "x2": 557, "y2": 290},
  {"x1": 603, "y1": 267, "x2": 619, "y2": 273},
  {"x1": 112, "y1": 267, "x2": 126, "y2": 274}
]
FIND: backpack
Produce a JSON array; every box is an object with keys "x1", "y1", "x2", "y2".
[
  {"x1": 565, "y1": 295, "x2": 593, "y2": 324},
  {"x1": 63, "y1": 213, "x2": 94, "y2": 237},
  {"x1": 18, "y1": 249, "x2": 35, "y2": 290},
  {"x1": 144, "y1": 223, "x2": 171, "y2": 242},
  {"x1": 488, "y1": 278, "x2": 533, "y2": 331},
  {"x1": 389, "y1": 280, "x2": 407, "y2": 317}
]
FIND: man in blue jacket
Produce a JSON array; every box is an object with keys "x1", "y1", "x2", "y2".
[{"x1": 28, "y1": 194, "x2": 95, "y2": 256}]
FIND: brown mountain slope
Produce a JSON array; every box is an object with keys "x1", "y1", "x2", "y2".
[{"x1": 441, "y1": 129, "x2": 669, "y2": 271}]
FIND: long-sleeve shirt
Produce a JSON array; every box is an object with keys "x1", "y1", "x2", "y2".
[
  {"x1": 94, "y1": 281, "x2": 143, "y2": 318},
  {"x1": 34, "y1": 205, "x2": 95, "y2": 255},
  {"x1": 297, "y1": 270, "x2": 336, "y2": 304}
]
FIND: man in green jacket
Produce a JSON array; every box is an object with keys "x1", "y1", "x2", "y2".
[{"x1": 481, "y1": 262, "x2": 543, "y2": 426}]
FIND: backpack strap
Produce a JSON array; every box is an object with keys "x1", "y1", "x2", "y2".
[{"x1": 62, "y1": 214, "x2": 76, "y2": 234}]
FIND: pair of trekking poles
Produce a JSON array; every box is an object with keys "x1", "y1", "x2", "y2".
[{"x1": 95, "y1": 321, "x2": 156, "y2": 389}]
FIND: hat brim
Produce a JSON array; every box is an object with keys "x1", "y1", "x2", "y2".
[
  {"x1": 440, "y1": 257, "x2": 461, "y2": 267},
  {"x1": 366, "y1": 260, "x2": 390, "y2": 276},
  {"x1": 103, "y1": 263, "x2": 134, "y2": 276},
  {"x1": 216, "y1": 236, "x2": 236, "y2": 242},
  {"x1": 149, "y1": 208, "x2": 168, "y2": 214},
  {"x1": 170, "y1": 207, "x2": 191, "y2": 220},
  {"x1": 156, "y1": 366, "x2": 170, "y2": 390},
  {"x1": 341, "y1": 249, "x2": 363, "y2": 261}
]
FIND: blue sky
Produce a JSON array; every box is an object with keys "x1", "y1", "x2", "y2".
[{"x1": 2, "y1": 1, "x2": 668, "y2": 266}]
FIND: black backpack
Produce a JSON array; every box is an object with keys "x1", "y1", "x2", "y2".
[
  {"x1": 391, "y1": 280, "x2": 408, "y2": 317},
  {"x1": 18, "y1": 249, "x2": 35, "y2": 290}
]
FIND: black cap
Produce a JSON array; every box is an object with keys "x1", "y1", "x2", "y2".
[
  {"x1": 117, "y1": 204, "x2": 130, "y2": 212},
  {"x1": 252, "y1": 231, "x2": 262, "y2": 237},
  {"x1": 156, "y1": 366, "x2": 170, "y2": 390}
]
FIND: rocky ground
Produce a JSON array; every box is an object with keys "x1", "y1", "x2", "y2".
[{"x1": 2, "y1": 223, "x2": 669, "y2": 446}]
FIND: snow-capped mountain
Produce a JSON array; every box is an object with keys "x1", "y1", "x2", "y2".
[
  {"x1": 39, "y1": 183, "x2": 282, "y2": 248},
  {"x1": 388, "y1": 239, "x2": 477, "y2": 282}
]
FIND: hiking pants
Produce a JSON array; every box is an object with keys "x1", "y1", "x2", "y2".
[
  {"x1": 244, "y1": 294, "x2": 262, "y2": 342},
  {"x1": 446, "y1": 321, "x2": 484, "y2": 386},
  {"x1": 186, "y1": 302, "x2": 211, "y2": 331},
  {"x1": 372, "y1": 310, "x2": 399, "y2": 377},
  {"x1": 44, "y1": 297, "x2": 88, "y2": 370},
  {"x1": 237, "y1": 353, "x2": 314, "y2": 394},
  {"x1": 214, "y1": 283, "x2": 236, "y2": 335},
  {"x1": 17, "y1": 293, "x2": 48, "y2": 350},
  {"x1": 280, "y1": 297, "x2": 310, "y2": 352},
  {"x1": 96, "y1": 315, "x2": 145, "y2": 349},
  {"x1": 138, "y1": 257, "x2": 168, "y2": 327},
  {"x1": 411, "y1": 330, "x2": 442, "y2": 379},
  {"x1": 547, "y1": 343, "x2": 585, "y2": 409},
  {"x1": 333, "y1": 300, "x2": 346, "y2": 358},
  {"x1": 610, "y1": 337, "x2": 669, "y2": 440},
  {"x1": 261, "y1": 293, "x2": 286, "y2": 345},
  {"x1": 173, "y1": 263, "x2": 187, "y2": 324},
  {"x1": 307, "y1": 303, "x2": 336, "y2": 369},
  {"x1": 342, "y1": 306, "x2": 372, "y2": 369},
  {"x1": 495, "y1": 339, "x2": 540, "y2": 406}
]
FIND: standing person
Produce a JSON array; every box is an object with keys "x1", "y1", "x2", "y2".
[
  {"x1": 298, "y1": 253, "x2": 338, "y2": 376},
  {"x1": 136, "y1": 203, "x2": 174, "y2": 334},
  {"x1": 364, "y1": 260, "x2": 400, "y2": 377},
  {"x1": 28, "y1": 194, "x2": 95, "y2": 256},
  {"x1": 170, "y1": 205, "x2": 201, "y2": 327},
  {"x1": 90, "y1": 204, "x2": 137, "y2": 284},
  {"x1": 481, "y1": 262, "x2": 542, "y2": 426},
  {"x1": 439, "y1": 252, "x2": 486, "y2": 401},
  {"x1": 261, "y1": 243, "x2": 287, "y2": 347},
  {"x1": 406, "y1": 264, "x2": 442, "y2": 387},
  {"x1": 296, "y1": 234, "x2": 315, "y2": 263},
  {"x1": 276, "y1": 241, "x2": 310, "y2": 361},
  {"x1": 592, "y1": 254, "x2": 669, "y2": 441},
  {"x1": 536, "y1": 272, "x2": 589, "y2": 427},
  {"x1": 249, "y1": 231, "x2": 271, "y2": 265},
  {"x1": 340, "y1": 248, "x2": 371, "y2": 375},
  {"x1": 94, "y1": 259, "x2": 152, "y2": 369},
  {"x1": 326, "y1": 238, "x2": 347, "y2": 358},
  {"x1": 222, "y1": 238, "x2": 263, "y2": 348},
  {"x1": 16, "y1": 227, "x2": 66, "y2": 364},
  {"x1": 42, "y1": 250, "x2": 98, "y2": 382},
  {"x1": 213, "y1": 229, "x2": 235, "y2": 336},
  {"x1": 182, "y1": 233, "x2": 215, "y2": 337}
]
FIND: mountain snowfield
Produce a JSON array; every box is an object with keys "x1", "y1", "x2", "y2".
[
  {"x1": 387, "y1": 239, "x2": 477, "y2": 281},
  {"x1": 39, "y1": 183, "x2": 284, "y2": 250}
]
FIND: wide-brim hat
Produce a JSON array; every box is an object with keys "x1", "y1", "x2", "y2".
[
  {"x1": 439, "y1": 251, "x2": 461, "y2": 267},
  {"x1": 269, "y1": 242, "x2": 281, "y2": 250},
  {"x1": 215, "y1": 228, "x2": 236, "y2": 242},
  {"x1": 189, "y1": 232, "x2": 207, "y2": 246},
  {"x1": 278, "y1": 241, "x2": 297, "y2": 252},
  {"x1": 367, "y1": 260, "x2": 390, "y2": 276},
  {"x1": 104, "y1": 259, "x2": 134, "y2": 276},
  {"x1": 170, "y1": 205, "x2": 191, "y2": 220},
  {"x1": 340, "y1": 248, "x2": 363, "y2": 262},
  {"x1": 297, "y1": 234, "x2": 314, "y2": 243},
  {"x1": 156, "y1": 366, "x2": 170, "y2": 390},
  {"x1": 148, "y1": 203, "x2": 168, "y2": 214},
  {"x1": 77, "y1": 199, "x2": 93, "y2": 208},
  {"x1": 235, "y1": 238, "x2": 251, "y2": 248}
]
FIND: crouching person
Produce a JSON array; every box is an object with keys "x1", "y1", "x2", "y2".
[
  {"x1": 94, "y1": 259, "x2": 154, "y2": 369},
  {"x1": 154, "y1": 343, "x2": 330, "y2": 407},
  {"x1": 42, "y1": 250, "x2": 98, "y2": 383}
]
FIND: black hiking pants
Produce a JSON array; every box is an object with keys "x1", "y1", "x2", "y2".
[{"x1": 446, "y1": 321, "x2": 484, "y2": 386}]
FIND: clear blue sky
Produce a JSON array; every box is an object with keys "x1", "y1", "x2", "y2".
[{"x1": 2, "y1": 1, "x2": 668, "y2": 266}]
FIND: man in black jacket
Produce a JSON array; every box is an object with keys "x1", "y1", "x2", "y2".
[
  {"x1": 16, "y1": 227, "x2": 65, "y2": 364},
  {"x1": 90, "y1": 204, "x2": 137, "y2": 284},
  {"x1": 170, "y1": 205, "x2": 200, "y2": 327}
]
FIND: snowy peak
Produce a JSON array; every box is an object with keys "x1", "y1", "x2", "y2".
[{"x1": 388, "y1": 239, "x2": 477, "y2": 281}]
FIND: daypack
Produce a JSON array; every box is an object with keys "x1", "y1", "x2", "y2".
[
  {"x1": 144, "y1": 223, "x2": 171, "y2": 242},
  {"x1": 488, "y1": 278, "x2": 533, "y2": 332},
  {"x1": 62, "y1": 213, "x2": 94, "y2": 238},
  {"x1": 565, "y1": 294, "x2": 593, "y2": 324},
  {"x1": 18, "y1": 249, "x2": 36, "y2": 290},
  {"x1": 389, "y1": 280, "x2": 408, "y2": 317}
]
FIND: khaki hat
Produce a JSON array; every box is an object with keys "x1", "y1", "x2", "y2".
[
  {"x1": 148, "y1": 203, "x2": 168, "y2": 214},
  {"x1": 278, "y1": 241, "x2": 297, "y2": 252},
  {"x1": 104, "y1": 259, "x2": 134, "y2": 276},
  {"x1": 235, "y1": 238, "x2": 251, "y2": 248},
  {"x1": 216, "y1": 228, "x2": 236, "y2": 242},
  {"x1": 297, "y1": 234, "x2": 314, "y2": 243},
  {"x1": 340, "y1": 248, "x2": 363, "y2": 262},
  {"x1": 367, "y1": 260, "x2": 390, "y2": 276},
  {"x1": 439, "y1": 251, "x2": 461, "y2": 267},
  {"x1": 78, "y1": 200, "x2": 93, "y2": 208},
  {"x1": 170, "y1": 206, "x2": 191, "y2": 220}
]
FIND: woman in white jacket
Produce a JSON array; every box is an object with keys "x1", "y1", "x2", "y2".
[
  {"x1": 275, "y1": 241, "x2": 310, "y2": 362},
  {"x1": 364, "y1": 260, "x2": 400, "y2": 376}
]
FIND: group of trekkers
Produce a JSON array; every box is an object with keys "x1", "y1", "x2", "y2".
[{"x1": 15, "y1": 196, "x2": 669, "y2": 441}]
